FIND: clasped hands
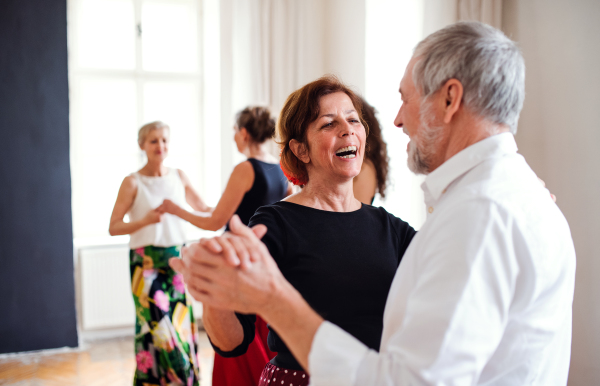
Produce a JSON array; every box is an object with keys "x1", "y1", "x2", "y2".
[
  {"x1": 143, "y1": 199, "x2": 182, "y2": 224},
  {"x1": 157, "y1": 199, "x2": 181, "y2": 215},
  {"x1": 169, "y1": 215, "x2": 284, "y2": 315}
]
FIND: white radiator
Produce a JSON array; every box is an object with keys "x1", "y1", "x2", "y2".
[
  {"x1": 78, "y1": 245, "x2": 203, "y2": 331},
  {"x1": 79, "y1": 246, "x2": 136, "y2": 330}
]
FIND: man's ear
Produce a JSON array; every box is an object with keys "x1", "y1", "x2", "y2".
[
  {"x1": 289, "y1": 139, "x2": 310, "y2": 164},
  {"x1": 440, "y1": 78, "x2": 463, "y2": 124}
]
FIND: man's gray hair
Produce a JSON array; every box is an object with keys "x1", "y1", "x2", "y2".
[{"x1": 413, "y1": 21, "x2": 525, "y2": 133}]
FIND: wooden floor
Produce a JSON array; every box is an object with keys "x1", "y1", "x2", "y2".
[{"x1": 0, "y1": 332, "x2": 215, "y2": 386}]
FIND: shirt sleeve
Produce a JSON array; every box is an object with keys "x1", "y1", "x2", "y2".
[
  {"x1": 388, "y1": 212, "x2": 417, "y2": 264},
  {"x1": 309, "y1": 199, "x2": 519, "y2": 385}
]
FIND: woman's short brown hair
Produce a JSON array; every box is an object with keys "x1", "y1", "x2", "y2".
[
  {"x1": 277, "y1": 75, "x2": 368, "y2": 185},
  {"x1": 235, "y1": 106, "x2": 276, "y2": 144}
]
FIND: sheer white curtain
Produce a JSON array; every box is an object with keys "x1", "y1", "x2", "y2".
[
  {"x1": 424, "y1": 0, "x2": 502, "y2": 35},
  {"x1": 217, "y1": 0, "x2": 326, "y2": 171},
  {"x1": 458, "y1": 0, "x2": 502, "y2": 28}
]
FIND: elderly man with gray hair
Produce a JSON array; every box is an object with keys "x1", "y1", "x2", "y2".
[{"x1": 173, "y1": 21, "x2": 576, "y2": 385}]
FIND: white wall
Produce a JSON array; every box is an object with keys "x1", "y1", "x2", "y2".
[{"x1": 502, "y1": 1, "x2": 600, "y2": 384}]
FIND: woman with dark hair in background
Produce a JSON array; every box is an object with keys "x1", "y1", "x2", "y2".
[
  {"x1": 353, "y1": 97, "x2": 390, "y2": 205},
  {"x1": 159, "y1": 106, "x2": 291, "y2": 386}
]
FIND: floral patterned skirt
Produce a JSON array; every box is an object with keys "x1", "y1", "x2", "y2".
[{"x1": 130, "y1": 245, "x2": 200, "y2": 386}]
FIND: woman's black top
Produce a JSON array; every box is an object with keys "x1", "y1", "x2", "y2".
[
  {"x1": 211, "y1": 201, "x2": 416, "y2": 370},
  {"x1": 225, "y1": 158, "x2": 288, "y2": 230}
]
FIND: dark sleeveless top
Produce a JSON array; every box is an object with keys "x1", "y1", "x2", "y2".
[{"x1": 225, "y1": 158, "x2": 288, "y2": 230}]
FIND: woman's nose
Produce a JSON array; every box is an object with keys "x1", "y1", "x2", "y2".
[{"x1": 341, "y1": 120, "x2": 355, "y2": 137}]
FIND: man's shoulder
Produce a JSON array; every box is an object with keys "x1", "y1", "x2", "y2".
[
  {"x1": 452, "y1": 152, "x2": 547, "y2": 210},
  {"x1": 434, "y1": 153, "x2": 573, "y2": 249}
]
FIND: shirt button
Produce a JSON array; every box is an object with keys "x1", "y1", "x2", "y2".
[{"x1": 428, "y1": 206, "x2": 434, "y2": 213}]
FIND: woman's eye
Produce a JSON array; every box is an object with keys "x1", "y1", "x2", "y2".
[{"x1": 321, "y1": 122, "x2": 334, "y2": 129}]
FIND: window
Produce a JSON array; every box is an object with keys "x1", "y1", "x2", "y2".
[{"x1": 68, "y1": 0, "x2": 209, "y2": 242}]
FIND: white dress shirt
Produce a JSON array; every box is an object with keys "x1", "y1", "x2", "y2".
[{"x1": 308, "y1": 133, "x2": 576, "y2": 385}]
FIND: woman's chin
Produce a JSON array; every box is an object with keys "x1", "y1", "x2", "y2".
[
  {"x1": 149, "y1": 155, "x2": 167, "y2": 163},
  {"x1": 332, "y1": 169, "x2": 361, "y2": 182}
]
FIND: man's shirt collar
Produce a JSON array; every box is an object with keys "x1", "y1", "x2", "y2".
[{"x1": 422, "y1": 132, "x2": 518, "y2": 201}]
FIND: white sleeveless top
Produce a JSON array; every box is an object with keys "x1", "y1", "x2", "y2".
[{"x1": 128, "y1": 168, "x2": 188, "y2": 249}]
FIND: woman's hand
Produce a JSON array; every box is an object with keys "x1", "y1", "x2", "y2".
[
  {"x1": 169, "y1": 215, "x2": 279, "y2": 314},
  {"x1": 538, "y1": 178, "x2": 557, "y2": 202},
  {"x1": 142, "y1": 207, "x2": 163, "y2": 225},
  {"x1": 170, "y1": 215, "x2": 324, "y2": 370},
  {"x1": 109, "y1": 176, "x2": 163, "y2": 235},
  {"x1": 159, "y1": 199, "x2": 182, "y2": 216}
]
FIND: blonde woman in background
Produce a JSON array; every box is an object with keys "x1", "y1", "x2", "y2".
[{"x1": 109, "y1": 121, "x2": 204, "y2": 386}]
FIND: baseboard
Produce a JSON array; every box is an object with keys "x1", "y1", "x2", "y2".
[
  {"x1": 0, "y1": 345, "x2": 80, "y2": 359},
  {"x1": 79, "y1": 318, "x2": 204, "y2": 343},
  {"x1": 79, "y1": 326, "x2": 135, "y2": 342}
]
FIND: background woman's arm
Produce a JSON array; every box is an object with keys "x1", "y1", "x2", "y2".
[
  {"x1": 109, "y1": 176, "x2": 161, "y2": 235},
  {"x1": 162, "y1": 161, "x2": 254, "y2": 231},
  {"x1": 178, "y1": 169, "x2": 213, "y2": 212},
  {"x1": 353, "y1": 159, "x2": 377, "y2": 205}
]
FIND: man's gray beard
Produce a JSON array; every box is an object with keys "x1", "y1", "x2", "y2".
[
  {"x1": 407, "y1": 100, "x2": 444, "y2": 175},
  {"x1": 407, "y1": 139, "x2": 430, "y2": 174}
]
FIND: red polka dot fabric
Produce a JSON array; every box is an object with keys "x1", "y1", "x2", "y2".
[{"x1": 258, "y1": 362, "x2": 309, "y2": 386}]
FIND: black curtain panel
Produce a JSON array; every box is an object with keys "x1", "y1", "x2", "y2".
[{"x1": 0, "y1": 0, "x2": 78, "y2": 353}]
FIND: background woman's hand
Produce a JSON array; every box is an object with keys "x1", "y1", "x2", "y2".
[
  {"x1": 142, "y1": 207, "x2": 163, "y2": 225},
  {"x1": 159, "y1": 199, "x2": 182, "y2": 215}
]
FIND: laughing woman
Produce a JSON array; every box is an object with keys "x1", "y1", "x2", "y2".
[
  {"x1": 109, "y1": 121, "x2": 203, "y2": 386},
  {"x1": 194, "y1": 76, "x2": 416, "y2": 386}
]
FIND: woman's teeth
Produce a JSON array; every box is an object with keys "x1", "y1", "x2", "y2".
[{"x1": 336, "y1": 145, "x2": 357, "y2": 158}]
